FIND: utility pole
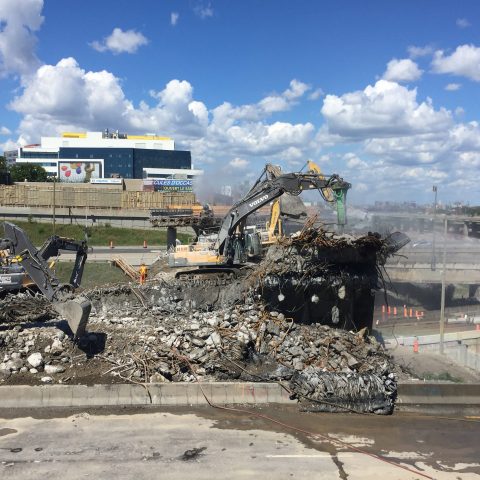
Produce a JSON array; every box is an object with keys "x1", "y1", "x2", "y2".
[
  {"x1": 439, "y1": 216, "x2": 447, "y2": 355},
  {"x1": 431, "y1": 185, "x2": 437, "y2": 270}
]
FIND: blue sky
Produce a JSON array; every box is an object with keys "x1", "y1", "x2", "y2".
[{"x1": 1, "y1": 0, "x2": 480, "y2": 204}]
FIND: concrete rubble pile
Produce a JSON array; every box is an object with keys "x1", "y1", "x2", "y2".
[{"x1": 0, "y1": 227, "x2": 406, "y2": 414}]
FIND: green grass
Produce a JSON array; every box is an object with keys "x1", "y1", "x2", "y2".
[
  {"x1": 55, "y1": 261, "x2": 132, "y2": 289},
  {"x1": 2, "y1": 220, "x2": 191, "y2": 246},
  {"x1": 421, "y1": 371, "x2": 463, "y2": 383}
]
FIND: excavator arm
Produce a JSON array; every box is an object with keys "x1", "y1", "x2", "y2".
[
  {"x1": 38, "y1": 235, "x2": 88, "y2": 288},
  {"x1": 2, "y1": 222, "x2": 91, "y2": 338},
  {"x1": 216, "y1": 172, "x2": 351, "y2": 258}
]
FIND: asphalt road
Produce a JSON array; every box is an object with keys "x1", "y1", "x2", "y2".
[
  {"x1": 59, "y1": 246, "x2": 166, "y2": 267},
  {"x1": 1, "y1": 406, "x2": 479, "y2": 479}
]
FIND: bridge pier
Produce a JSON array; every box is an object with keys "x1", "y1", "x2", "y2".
[
  {"x1": 418, "y1": 218, "x2": 425, "y2": 234},
  {"x1": 167, "y1": 227, "x2": 177, "y2": 250},
  {"x1": 469, "y1": 284, "x2": 480, "y2": 300}
]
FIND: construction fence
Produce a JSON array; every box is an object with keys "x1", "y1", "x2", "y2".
[{"x1": 0, "y1": 184, "x2": 197, "y2": 210}]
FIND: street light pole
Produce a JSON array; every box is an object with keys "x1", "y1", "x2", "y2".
[
  {"x1": 439, "y1": 216, "x2": 447, "y2": 355},
  {"x1": 431, "y1": 185, "x2": 437, "y2": 270}
]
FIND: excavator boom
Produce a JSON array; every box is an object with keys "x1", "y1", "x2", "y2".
[{"x1": 216, "y1": 171, "x2": 351, "y2": 258}]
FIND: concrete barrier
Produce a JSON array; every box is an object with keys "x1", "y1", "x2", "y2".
[
  {"x1": 1, "y1": 382, "x2": 479, "y2": 412},
  {"x1": 0, "y1": 382, "x2": 295, "y2": 409},
  {"x1": 395, "y1": 331, "x2": 480, "y2": 347},
  {"x1": 397, "y1": 382, "x2": 480, "y2": 405},
  {"x1": 397, "y1": 382, "x2": 480, "y2": 414}
]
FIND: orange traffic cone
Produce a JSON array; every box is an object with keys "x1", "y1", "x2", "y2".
[
  {"x1": 109, "y1": 240, "x2": 114, "y2": 249},
  {"x1": 143, "y1": 239, "x2": 147, "y2": 249},
  {"x1": 393, "y1": 307, "x2": 397, "y2": 315},
  {"x1": 413, "y1": 338, "x2": 419, "y2": 353}
]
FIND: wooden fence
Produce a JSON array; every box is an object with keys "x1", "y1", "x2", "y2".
[{"x1": 0, "y1": 184, "x2": 197, "y2": 210}]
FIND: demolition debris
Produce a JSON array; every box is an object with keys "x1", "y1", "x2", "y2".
[{"x1": 0, "y1": 227, "x2": 407, "y2": 415}]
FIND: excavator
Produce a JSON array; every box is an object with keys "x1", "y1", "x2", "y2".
[
  {"x1": 170, "y1": 166, "x2": 350, "y2": 278},
  {"x1": 260, "y1": 160, "x2": 336, "y2": 245},
  {"x1": 0, "y1": 222, "x2": 91, "y2": 338}
]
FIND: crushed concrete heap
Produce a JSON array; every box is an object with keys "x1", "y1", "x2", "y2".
[
  {"x1": 0, "y1": 227, "x2": 407, "y2": 414},
  {"x1": 1, "y1": 285, "x2": 399, "y2": 414}
]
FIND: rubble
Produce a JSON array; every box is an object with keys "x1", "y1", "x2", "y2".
[{"x1": 0, "y1": 227, "x2": 407, "y2": 414}]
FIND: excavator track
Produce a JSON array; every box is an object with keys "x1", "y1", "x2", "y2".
[{"x1": 175, "y1": 267, "x2": 239, "y2": 286}]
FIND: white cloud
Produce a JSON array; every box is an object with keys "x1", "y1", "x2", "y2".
[
  {"x1": 432, "y1": 44, "x2": 480, "y2": 81},
  {"x1": 308, "y1": 88, "x2": 324, "y2": 100},
  {"x1": 0, "y1": 138, "x2": 19, "y2": 153},
  {"x1": 283, "y1": 79, "x2": 310, "y2": 100},
  {"x1": 9, "y1": 57, "x2": 131, "y2": 139},
  {"x1": 229, "y1": 158, "x2": 249, "y2": 169},
  {"x1": 8, "y1": 59, "x2": 316, "y2": 173},
  {"x1": 344, "y1": 153, "x2": 367, "y2": 169},
  {"x1": 407, "y1": 45, "x2": 434, "y2": 59},
  {"x1": 456, "y1": 18, "x2": 471, "y2": 28},
  {"x1": 90, "y1": 28, "x2": 148, "y2": 54},
  {"x1": 458, "y1": 152, "x2": 480, "y2": 168},
  {"x1": 382, "y1": 58, "x2": 423, "y2": 82},
  {"x1": 321, "y1": 80, "x2": 452, "y2": 139},
  {"x1": 0, "y1": 126, "x2": 12, "y2": 135},
  {"x1": 445, "y1": 83, "x2": 461, "y2": 91},
  {"x1": 210, "y1": 79, "x2": 311, "y2": 127},
  {"x1": 171, "y1": 12, "x2": 179, "y2": 26},
  {"x1": 194, "y1": 3, "x2": 214, "y2": 19},
  {"x1": 0, "y1": 0, "x2": 44, "y2": 77},
  {"x1": 364, "y1": 133, "x2": 447, "y2": 166}
]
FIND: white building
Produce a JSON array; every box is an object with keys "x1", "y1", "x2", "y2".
[{"x1": 15, "y1": 130, "x2": 202, "y2": 181}]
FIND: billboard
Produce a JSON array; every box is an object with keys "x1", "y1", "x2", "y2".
[
  {"x1": 144, "y1": 179, "x2": 193, "y2": 192},
  {"x1": 59, "y1": 161, "x2": 102, "y2": 183}
]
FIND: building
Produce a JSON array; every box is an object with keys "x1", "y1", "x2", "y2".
[
  {"x1": 3, "y1": 150, "x2": 18, "y2": 167},
  {"x1": 14, "y1": 130, "x2": 202, "y2": 182}
]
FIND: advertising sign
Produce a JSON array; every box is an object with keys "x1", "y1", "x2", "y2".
[
  {"x1": 144, "y1": 179, "x2": 193, "y2": 192},
  {"x1": 90, "y1": 178, "x2": 123, "y2": 185},
  {"x1": 59, "y1": 161, "x2": 102, "y2": 183}
]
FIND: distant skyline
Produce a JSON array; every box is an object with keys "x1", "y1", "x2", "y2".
[{"x1": 1, "y1": 0, "x2": 480, "y2": 204}]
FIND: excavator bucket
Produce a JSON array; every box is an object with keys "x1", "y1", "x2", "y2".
[{"x1": 52, "y1": 295, "x2": 91, "y2": 339}]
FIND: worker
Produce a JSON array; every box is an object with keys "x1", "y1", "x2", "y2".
[{"x1": 139, "y1": 263, "x2": 148, "y2": 285}]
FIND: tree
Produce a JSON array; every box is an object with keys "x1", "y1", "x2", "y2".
[
  {"x1": 9, "y1": 163, "x2": 48, "y2": 182},
  {"x1": 0, "y1": 155, "x2": 6, "y2": 172}
]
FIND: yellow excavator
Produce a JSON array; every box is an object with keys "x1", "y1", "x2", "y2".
[
  {"x1": 169, "y1": 164, "x2": 350, "y2": 278},
  {"x1": 261, "y1": 160, "x2": 334, "y2": 245}
]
